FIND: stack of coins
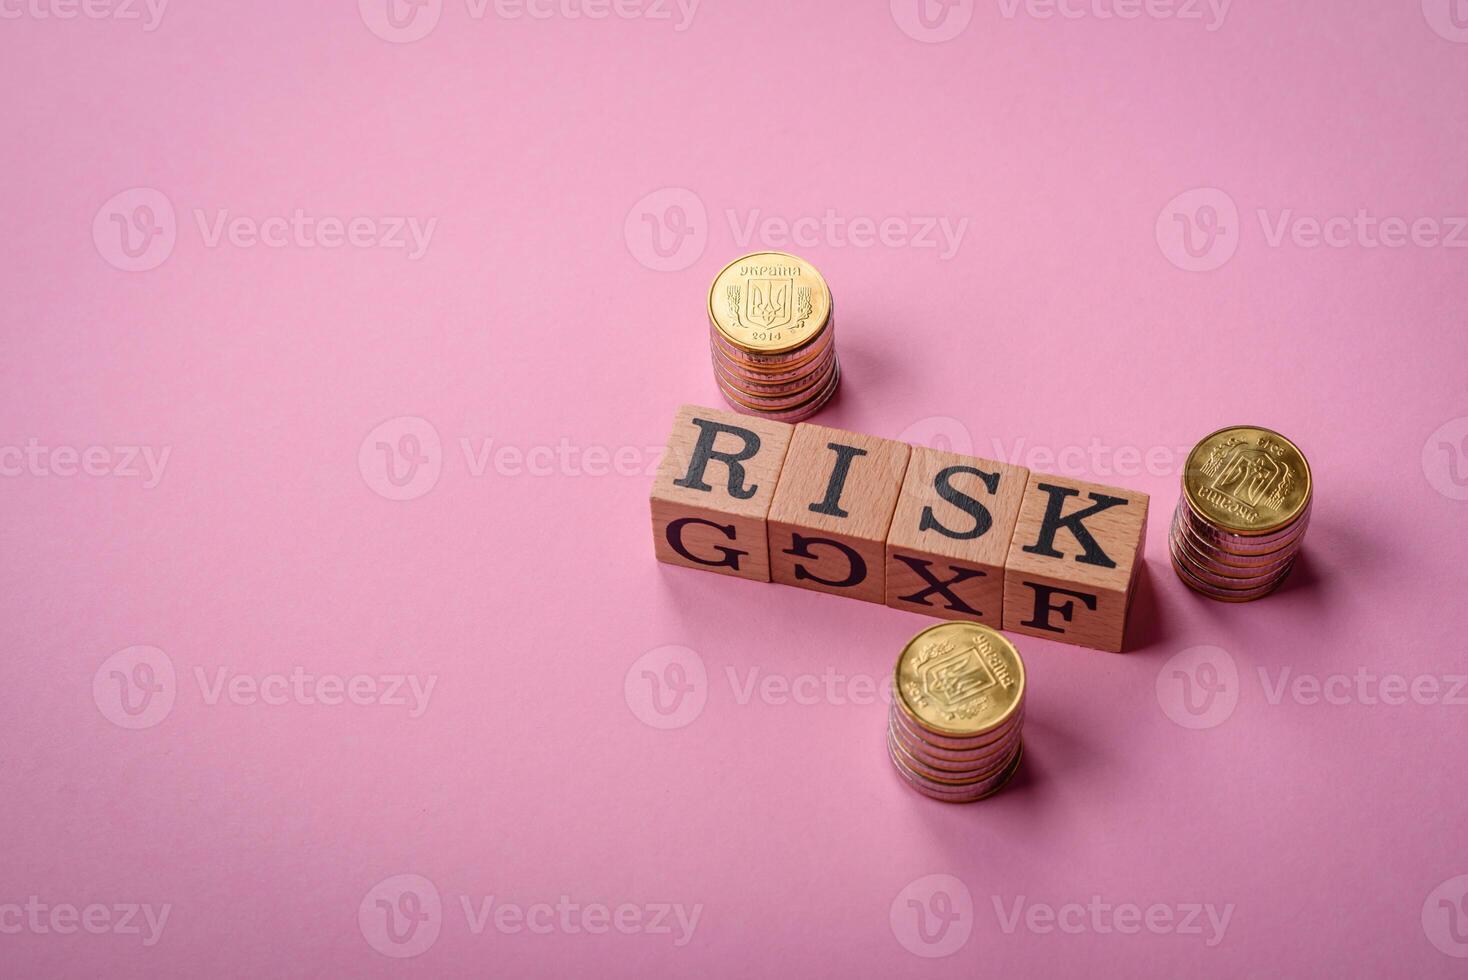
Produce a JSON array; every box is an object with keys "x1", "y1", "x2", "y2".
[
  {"x1": 887, "y1": 622, "x2": 1025, "y2": 804},
  {"x1": 706, "y1": 251, "x2": 840, "y2": 422},
  {"x1": 1169, "y1": 425, "x2": 1313, "y2": 602}
]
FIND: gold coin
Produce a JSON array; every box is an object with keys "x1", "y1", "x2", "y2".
[
  {"x1": 707, "y1": 251, "x2": 832, "y2": 355},
  {"x1": 894, "y1": 623, "x2": 1025, "y2": 740},
  {"x1": 1182, "y1": 426, "x2": 1312, "y2": 536}
]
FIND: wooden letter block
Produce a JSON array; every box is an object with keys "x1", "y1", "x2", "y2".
[
  {"x1": 650, "y1": 405, "x2": 794, "y2": 582},
  {"x1": 1003, "y1": 473, "x2": 1150, "y2": 652},
  {"x1": 767, "y1": 423, "x2": 911, "y2": 603},
  {"x1": 884, "y1": 448, "x2": 1029, "y2": 625}
]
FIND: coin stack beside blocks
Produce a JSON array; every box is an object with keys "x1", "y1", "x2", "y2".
[
  {"x1": 706, "y1": 251, "x2": 840, "y2": 423},
  {"x1": 1169, "y1": 425, "x2": 1313, "y2": 602},
  {"x1": 887, "y1": 623, "x2": 1026, "y2": 803}
]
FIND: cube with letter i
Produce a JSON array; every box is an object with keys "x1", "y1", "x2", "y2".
[
  {"x1": 650, "y1": 405, "x2": 794, "y2": 582},
  {"x1": 766, "y1": 424, "x2": 911, "y2": 604},
  {"x1": 884, "y1": 448, "x2": 1029, "y2": 625},
  {"x1": 1002, "y1": 473, "x2": 1149, "y2": 653}
]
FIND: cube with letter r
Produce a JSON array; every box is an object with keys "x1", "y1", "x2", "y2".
[
  {"x1": 1002, "y1": 473, "x2": 1150, "y2": 652},
  {"x1": 650, "y1": 405, "x2": 795, "y2": 582}
]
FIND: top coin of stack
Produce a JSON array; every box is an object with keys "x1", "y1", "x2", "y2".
[
  {"x1": 1169, "y1": 425, "x2": 1313, "y2": 602},
  {"x1": 706, "y1": 251, "x2": 840, "y2": 423},
  {"x1": 887, "y1": 622, "x2": 1026, "y2": 804}
]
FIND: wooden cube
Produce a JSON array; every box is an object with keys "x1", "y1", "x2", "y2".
[
  {"x1": 766, "y1": 424, "x2": 911, "y2": 603},
  {"x1": 1002, "y1": 473, "x2": 1149, "y2": 652},
  {"x1": 884, "y1": 448, "x2": 1029, "y2": 625},
  {"x1": 650, "y1": 405, "x2": 795, "y2": 582}
]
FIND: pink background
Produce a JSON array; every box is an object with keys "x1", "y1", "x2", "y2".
[{"x1": 4, "y1": 0, "x2": 1468, "y2": 976}]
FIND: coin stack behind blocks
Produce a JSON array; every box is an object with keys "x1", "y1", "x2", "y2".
[
  {"x1": 706, "y1": 251, "x2": 840, "y2": 423},
  {"x1": 887, "y1": 623, "x2": 1025, "y2": 803},
  {"x1": 1169, "y1": 425, "x2": 1313, "y2": 602}
]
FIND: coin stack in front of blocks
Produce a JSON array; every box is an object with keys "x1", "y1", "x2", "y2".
[{"x1": 650, "y1": 405, "x2": 1151, "y2": 653}]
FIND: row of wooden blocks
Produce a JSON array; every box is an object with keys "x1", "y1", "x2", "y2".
[{"x1": 649, "y1": 406, "x2": 1151, "y2": 652}]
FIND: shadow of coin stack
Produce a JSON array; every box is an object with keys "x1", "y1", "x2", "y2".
[
  {"x1": 887, "y1": 623, "x2": 1026, "y2": 803},
  {"x1": 706, "y1": 251, "x2": 840, "y2": 423},
  {"x1": 1169, "y1": 425, "x2": 1314, "y2": 602}
]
